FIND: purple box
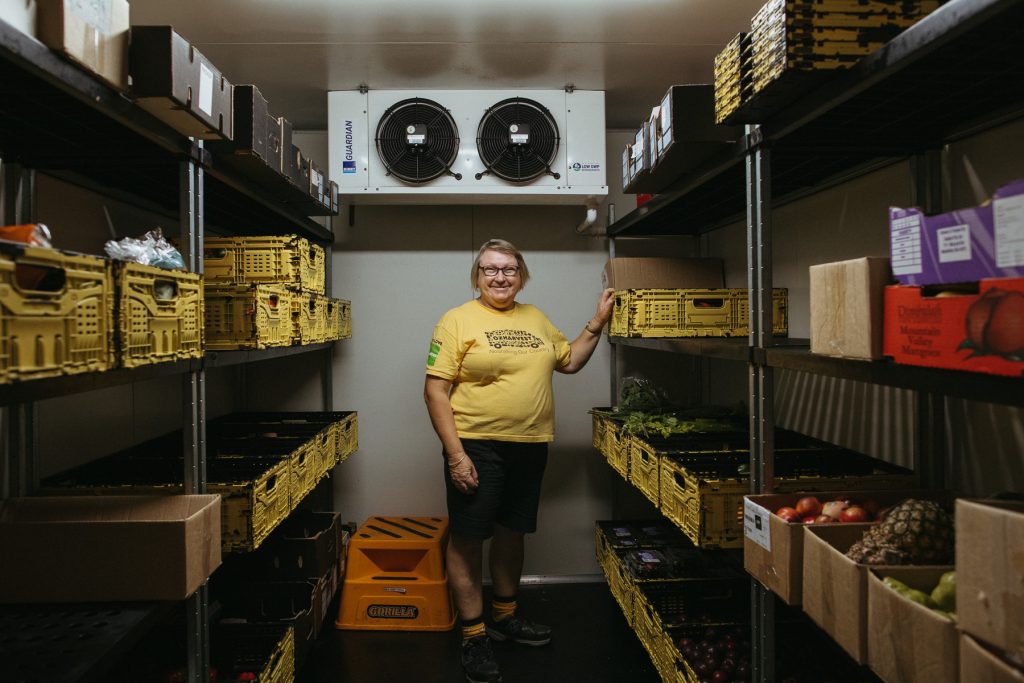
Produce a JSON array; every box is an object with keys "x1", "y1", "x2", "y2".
[{"x1": 889, "y1": 180, "x2": 1024, "y2": 286}]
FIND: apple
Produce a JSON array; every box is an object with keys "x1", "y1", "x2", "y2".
[
  {"x1": 813, "y1": 515, "x2": 833, "y2": 523},
  {"x1": 802, "y1": 516, "x2": 817, "y2": 524},
  {"x1": 794, "y1": 496, "x2": 822, "y2": 518},
  {"x1": 839, "y1": 505, "x2": 871, "y2": 523},
  {"x1": 775, "y1": 506, "x2": 801, "y2": 523},
  {"x1": 821, "y1": 500, "x2": 849, "y2": 519}
]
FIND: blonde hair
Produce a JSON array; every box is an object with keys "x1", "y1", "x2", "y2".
[{"x1": 470, "y1": 238, "x2": 530, "y2": 290}]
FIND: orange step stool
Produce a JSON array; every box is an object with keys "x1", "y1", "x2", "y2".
[{"x1": 335, "y1": 515, "x2": 455, "y2": 631}]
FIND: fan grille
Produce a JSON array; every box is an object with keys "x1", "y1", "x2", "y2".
[
  {"x1": 375, "y1": 98, "x2": 460, "y2": 183},
  {"x1": 476, "y1": 98, "x2": 560, "y2": 182}
]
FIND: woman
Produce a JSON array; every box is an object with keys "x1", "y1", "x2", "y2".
[{"x1": 424, "y1": 238, "x2": 613, "y2": 683}]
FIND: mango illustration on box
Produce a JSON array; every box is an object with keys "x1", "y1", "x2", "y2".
[{"x1": 960, "y1": 288, "x2": 1024, "y2": 361}]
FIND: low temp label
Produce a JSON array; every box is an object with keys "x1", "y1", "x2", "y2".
[{"x1": 743, "y1": 499, "x2": 771, "y2": 552}]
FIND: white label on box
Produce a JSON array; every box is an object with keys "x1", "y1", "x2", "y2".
[
  {"x1": 744, "y1": 498, "x2": 771, "y2": 551},
  {"x1": 68, "y1": 0, "x2": 111, "y2": 33},
  {"x1": 198, "y1": 63, "x2": 214, "y2": 116},
  {"x1": 994, "y1": 193, "x2": 1024, "y2": 268},
  {"x1": 891, "y1": 214, "x2": 924, "y2": 275},
  {"x1": 937, "y1": 224, "x2": 972, "y2": 263}
]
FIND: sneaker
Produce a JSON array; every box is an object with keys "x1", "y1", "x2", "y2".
[
  {"x1": 462, "y1": 635, "x2": 502, "y2": 683},
  {"x1": 486, "y1": 615, "x2": 552, "y2": 646}
]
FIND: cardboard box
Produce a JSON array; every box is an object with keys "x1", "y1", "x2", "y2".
[
  {"x1": 961, "y1": 632, "x2": 1024, "y2": 683},
  {"x1": 867, "y1": 566, "x2": 958, "y2": 683},
  {"x1": 809, "y1": 257, "x2": 891, "y2": 360},
  {"x1": 0, "y1": 494, "x2": 221, "y2": 602},
  {"x1": 1, "y1": 0, "x2": 37, "y2": 38},
  {"x1": 957, "y1": 499, "x2": 1024, "y2": 658},
  {"x1": 36, "y1": 0, "x2": 129, "y2": 91},
  {"x1": 209, "y1": 84, "x2": 282, "y2": 176},
  {"x1": 883, "y1": 277, "x2": 1024, "y2": 378},
  {"x1": 649, "y1": 85, "x2": 739, "y2": 181},
  {"x1": 890, "y1": 179, "x2": 1024, "y2": 286},
  {"x1": 602, "y1": 257, "x2": 724, "y2": 290},
  {"x1": 130, "y1": 25, "x2": 234, "y2": 140},
  {"x1": 744, "y1": 489, "x2": 927, "y2": 605},
  {"x1": 801, "y1": 522, "x2": 952, "y2": 664}
]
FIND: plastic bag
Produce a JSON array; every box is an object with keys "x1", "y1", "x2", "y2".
[{"x1": 104, "y1": 228, "x2": 185, "y2": 270}]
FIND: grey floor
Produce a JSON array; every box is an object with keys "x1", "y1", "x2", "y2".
[{"x1": 300, "y1": 581, "x2": 661, "y2": 683}]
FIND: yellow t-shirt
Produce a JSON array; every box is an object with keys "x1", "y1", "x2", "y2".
[{"x1": 426, "y1": 300, "x2": 571, "y2": 442}]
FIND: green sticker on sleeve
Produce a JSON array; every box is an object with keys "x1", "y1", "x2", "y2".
[{"x1": 427, "y1": 340, "x2": 442, "y2": 366}]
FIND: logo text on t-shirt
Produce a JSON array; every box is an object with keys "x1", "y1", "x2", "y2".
[{"x1": 485, "y1": 329, "x2": 545, "y2": 350}]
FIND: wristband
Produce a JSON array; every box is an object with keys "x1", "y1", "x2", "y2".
[
  {"x1": 585, "y1": 321, "x2": 602, "y2": 335},
  {"x1": 447, "y1": 454, "x2": 467, "y2": 469}
]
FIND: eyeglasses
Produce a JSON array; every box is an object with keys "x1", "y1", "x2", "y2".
[{"x1": 479, "y1": 265, "x2": 520, "y2": 277}]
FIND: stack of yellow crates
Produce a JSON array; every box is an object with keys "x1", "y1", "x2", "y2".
[
  {"x1": 748, "y1": 0, "x2": 940, "y2": 96},
  {"x1": 714, "y1": 32, "x2": 752, "y2": 124},
  {"x1": 202, "y1": 235, "x2": 350, "y2": 349}
]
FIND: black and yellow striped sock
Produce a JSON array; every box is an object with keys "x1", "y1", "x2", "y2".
[
  {"x1": 461, "y1": 617, "x2": 486, "y2": 644},
  {"x1": 492, "y1": 595, "x2": 517, "y2": 623}
]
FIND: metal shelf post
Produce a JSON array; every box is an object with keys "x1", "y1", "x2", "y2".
[
  {"x1": 746, "y1": 126, "x2": 777, "y2": 683},
  {"x1": 179, "y1": 151, "x2": 209, "y2": 683},
  {"x1": 1, "y1": 161, "x2": 38, "y2": 499}
]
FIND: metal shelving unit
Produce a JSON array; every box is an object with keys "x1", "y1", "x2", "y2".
[
  {"x1": 0, "y1": 16, "x2": 339, "y2": 683},
  {"x1": 604, "y1": 1, "x2": 1024, "y2": 681}
]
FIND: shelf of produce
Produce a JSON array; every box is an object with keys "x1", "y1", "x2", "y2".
[
  {"x1": 0, "y1": 601, "x2": 173, "y2": 683},
  {"x1": 763, "y1": 348, "x2": 1024, "y2": 408},
  {"x1": 607, "y1": 0, "x2": 1024, "y2": 239},
  {"x1": 0, "y1": 359, "x2": 201, "y2": 407},
  {"x1": 204, "y1": 342, "x2": 334, "y2": 368},
  {"x1": 0, "y1": 19, "x2": 331, "y2": 243}
]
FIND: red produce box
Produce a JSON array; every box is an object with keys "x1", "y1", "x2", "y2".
[{"x1": 883, "y1": 277, "x2": 1024, "y2": 378}]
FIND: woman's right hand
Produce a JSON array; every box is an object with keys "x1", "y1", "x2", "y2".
[{"x1": 448, "y1": 453, "x2": 479, "y2": 494}]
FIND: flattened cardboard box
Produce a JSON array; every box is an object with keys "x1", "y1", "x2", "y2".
[
  {"x1": 961, "y1": 632, "x2": 1024, "y2": 683},
  {"x1": 37, "y1": 0, "x2": 129, "y2": 91},
  {"x1": 130, "y1": 25, "x2": 233, "y2": 140},
  {"x1": 867, "y1": 566, "x2": 957, "y2": 683},
  {"x1": 890, "y1": 179, "x2": 1024, "y2": 286},
  {"x1": 957, "y1": 499, "x2": 1024, "y2": 658},
  {"x1": 809, "y1": 256, "x2": 891, "y2": 360},
  {"x1": 602, "y1": 257, "x2": 724, "y2": 290},
  {"x1": 0, "y1": 494, "x2": 221, "y2": 602}
]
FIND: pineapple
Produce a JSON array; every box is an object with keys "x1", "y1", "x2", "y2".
[{"x1": 846, "y1": 499, "x2": 954, "y2": 565}]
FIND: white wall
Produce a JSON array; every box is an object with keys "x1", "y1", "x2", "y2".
[{"x1": 293, "y1": 131, "x2": 620, "y2": 577}]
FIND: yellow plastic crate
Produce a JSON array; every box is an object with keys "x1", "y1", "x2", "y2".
[
  {"x1": 291, "y1": 291, "x2": 327, "y2": 344},
  {"x1": 0, "y1": 241, "x2": 114, "y2": 382},
  {"x1": 204, "y1": 235, "x2": 326, "y2": 294},
  {"x1": 210, "y1": 457, "x2": 292, "y2": 553},
  {"x1": 337, "y1": 411, "x2": 359, "y2": 464},
  {"x1": 213, "y1": 623, "x2": 295, "y2": 683},
  {"x1": 628, "y1": 436, "x2": 661, "y2": 509},
  {"x1": 610, "y1": 287, "x2": 788, "y2": 338},
  {"x1": 659, "y1": 450, "x2": 915, "y2": 548},
  {"x1": 204, "y1": 284, "x2": 293, "y2": 350},
  {"x1": 595, "y1": 530, "x2": 636, "y2": 627},
  {"x1": 115, "y1": 263, "x2": 203, "y2": 368},
  {"x1": 589, "y1": 409, "x2": 628, "y2": 480},
  {"x1": 324, "y1": 297, "x2": 352, "y2": 341}
]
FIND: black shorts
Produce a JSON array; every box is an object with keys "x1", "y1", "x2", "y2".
[{"x1": 444, "y1": 439, "x2": 549, "y2": 539}]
